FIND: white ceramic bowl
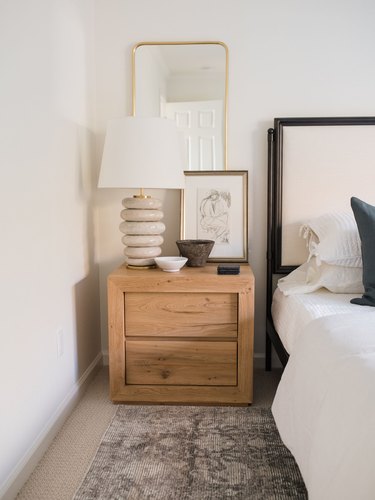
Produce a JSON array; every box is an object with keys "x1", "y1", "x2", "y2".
[{"x1": 154, "y1": 256, "x2": 188, "y2": 272}]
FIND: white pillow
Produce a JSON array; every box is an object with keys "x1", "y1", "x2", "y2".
[
  {"x1": 300, "y1": 211, "x2": 362, "y2": 267},
  {"x1": 278, "y1": 256, "x2": 364, "y2": 296}
]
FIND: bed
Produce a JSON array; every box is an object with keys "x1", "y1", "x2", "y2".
[{"x1": 265, "y1": 117, "x2": 375, "y2": 499}]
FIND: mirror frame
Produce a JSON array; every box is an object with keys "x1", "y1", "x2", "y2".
[{"x1": 132, "y1": 41, "x2": 229, "y2": 170}]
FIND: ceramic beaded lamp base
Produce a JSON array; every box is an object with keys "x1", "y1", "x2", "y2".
[{"x1": 120, "y1": 196, "x2": 165, "y2": 268}]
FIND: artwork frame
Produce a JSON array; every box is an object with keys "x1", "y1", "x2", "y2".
[{"x1": 180, "y1": 170, "x2": 248, "y2": 262}]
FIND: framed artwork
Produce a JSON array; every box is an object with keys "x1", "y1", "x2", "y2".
[{"x1": 180, "y1": 170, "x2": 248, "y2": 262}]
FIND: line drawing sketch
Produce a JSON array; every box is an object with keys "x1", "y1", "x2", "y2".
[{"x1": 198, "y1": 188, "x2": 231, "y2": 243}]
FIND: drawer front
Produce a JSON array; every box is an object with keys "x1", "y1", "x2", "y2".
[
  {"x1": 125, "y1": 340, "x2": 237, "y2": 386},
  {"x1": 125, "y1": 292, "x2": 237, "y2": 338}
]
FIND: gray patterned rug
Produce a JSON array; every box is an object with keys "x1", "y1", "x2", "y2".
[{"x1": 74, "y1": 406, "x2": 307, "y2": 499}]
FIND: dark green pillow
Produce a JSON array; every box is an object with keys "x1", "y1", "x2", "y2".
[{"x1": 350, "y1": 197, "x2": 375, "y2": 307}]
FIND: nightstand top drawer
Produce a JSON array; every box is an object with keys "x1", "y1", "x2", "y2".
[{"x1": 125, "y1": 292, "x2": 237, "y2": 338}]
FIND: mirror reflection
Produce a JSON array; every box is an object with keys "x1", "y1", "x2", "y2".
[{"x1": 132, "y1": 42, "x2": 228, "y2": 171}]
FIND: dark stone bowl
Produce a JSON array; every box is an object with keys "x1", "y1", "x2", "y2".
[{"x1": 176, "y1": 239, "x2": 215, "y2": 267}]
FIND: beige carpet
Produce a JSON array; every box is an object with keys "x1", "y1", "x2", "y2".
[{"x1": 17, "y1": 366, "x2": 282, "y2": 500}]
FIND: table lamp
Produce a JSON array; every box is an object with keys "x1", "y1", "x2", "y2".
[{"x1": 98, "y1": 116, "x2": 185, "y2": 268}]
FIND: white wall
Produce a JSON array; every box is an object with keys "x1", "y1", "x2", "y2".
[
  {"x1": 1, "y1": 0, "x2": 374, "y2": 494},
  {"x1": 94, "y1": 0, "x2": 375, "y2": 360},
  {"x1": 0, "y1": 0, "x2": 101, "y2": 497}
]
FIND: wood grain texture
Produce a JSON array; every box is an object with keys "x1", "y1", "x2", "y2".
[
  {"x1": 107, "y1": 263, "x2": 254, "y2": 405},
  {"x1": 126, "y1": 340, "x2": 237, "y2": 386},
  {"x1": 107, "y1": 280, "x2": 126, "y2": 399},
  {"x1": 125, "y1": 292, "x2": 237, "y2": 337}
]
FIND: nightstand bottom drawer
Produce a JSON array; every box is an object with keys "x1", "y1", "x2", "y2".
[{"x1": 125, "y1": 340, "x2": 237, "y2": 386}]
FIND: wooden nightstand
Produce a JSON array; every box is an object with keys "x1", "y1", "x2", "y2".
[{"x1": 107, "y1": 263, "x2": 254, "y2": 405}]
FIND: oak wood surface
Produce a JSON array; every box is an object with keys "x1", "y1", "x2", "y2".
[
  {"x1": 125, "y1": 292, "x2": 237, "y2": 337},
  {"x1": 126, "y1": 340, "x2": 237, "y2": 386},
  {"x1": 107, "y1": 263, "x2": 254, "y2": 405}
]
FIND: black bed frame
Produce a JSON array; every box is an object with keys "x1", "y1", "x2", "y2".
[{"x1": 265, "y1": 116, "x2": 375, "y2": 371}]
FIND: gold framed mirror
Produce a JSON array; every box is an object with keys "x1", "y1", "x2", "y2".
[{"x1": 132, "y1": 41, "x2": 228, "y2": 171}]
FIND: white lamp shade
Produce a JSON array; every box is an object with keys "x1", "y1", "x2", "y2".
[{"x1": 98, "y1": 116, "x2": 185, "y2": 189}]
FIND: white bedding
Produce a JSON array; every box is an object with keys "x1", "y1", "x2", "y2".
[
  {"x1": 271, "y1": 288, "x2": 362, "y2": 354},
  {"x1": 272, "y1": 310, "x2": 375, "y2": 500}
]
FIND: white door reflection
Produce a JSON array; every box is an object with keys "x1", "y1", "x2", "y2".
[{"x1": 165, "y1": 100, "x2": 223, "y2": 170}]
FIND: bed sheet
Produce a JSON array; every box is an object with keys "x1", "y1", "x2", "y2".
[
  {"x1": 272, "y1": 311, "x2": 375, "y2": 500},
  {"x1": 271, "y1": 287, "x2": 362, "y2": 354}
]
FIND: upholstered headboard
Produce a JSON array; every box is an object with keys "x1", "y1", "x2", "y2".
[
  {"x1": 269, "y1": 117, "x2": 375, "y2": 275},
  {"x1": 266, "y1": 116, "x2": 375, "y2": 369}
]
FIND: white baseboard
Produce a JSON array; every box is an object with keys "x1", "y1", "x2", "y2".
[
  {"x1": 102, "y1": 350, "x2": 109, "y2": 366},
  {"x1": 1, "y1": 352, "x2": 103, "y2": 500}
]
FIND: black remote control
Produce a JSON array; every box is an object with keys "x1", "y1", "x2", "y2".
[{"x1": 217, "y1": 264, "x2": 240, "y2": 275}]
